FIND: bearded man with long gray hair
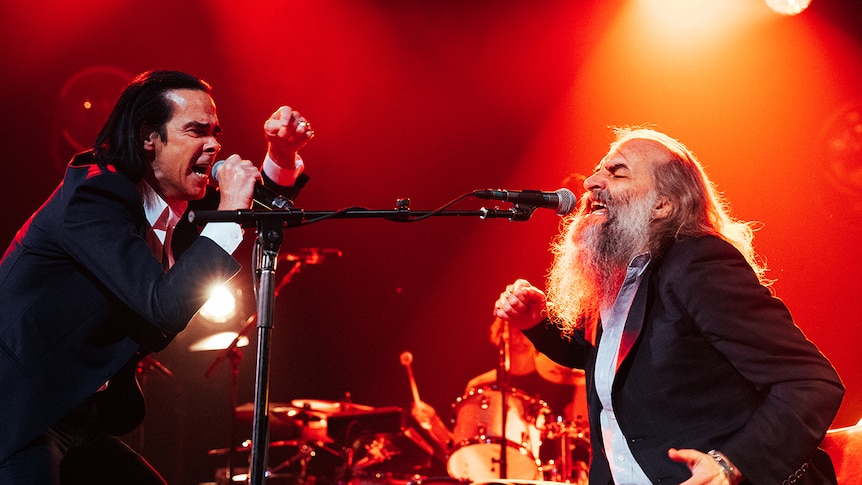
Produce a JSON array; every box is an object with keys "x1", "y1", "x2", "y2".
[{"x1": 493, "y1": 128, "x2": 843, "y2": 484}]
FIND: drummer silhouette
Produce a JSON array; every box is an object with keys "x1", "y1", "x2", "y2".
[{"x1": 410, "y1": 317, "x2": 589, "y2": 483}]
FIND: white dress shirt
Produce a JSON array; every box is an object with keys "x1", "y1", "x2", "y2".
[{"x1": 594, "y1": 253, "x2": 651, "y2": 484}]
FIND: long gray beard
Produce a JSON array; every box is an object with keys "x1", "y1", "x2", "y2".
[{"x1": 547, "y1": 190, "x2": 657, "y2": 332}]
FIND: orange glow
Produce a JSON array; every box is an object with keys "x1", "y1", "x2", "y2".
[
  {"x1": 766, "y1": 0, "x2": 813, "y2": 16},
  {"x1": 630, "y1": 0, "x2": 769, "y2": 55}
]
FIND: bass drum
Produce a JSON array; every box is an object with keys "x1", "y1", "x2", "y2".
[{"x1": 446, "y1": 386, "x2": 547, "y2": 482}]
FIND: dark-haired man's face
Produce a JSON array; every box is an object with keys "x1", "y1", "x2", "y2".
[{"x1": 143, "y1": 89, "x2": 221, "y2": 205}]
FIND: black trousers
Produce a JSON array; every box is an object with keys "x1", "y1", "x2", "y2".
[{"x1": 0, "y1": 398, "x2": 167, "y2": 485}]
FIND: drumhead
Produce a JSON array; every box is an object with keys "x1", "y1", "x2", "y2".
[{"x1": 447, "y1": 438, "x2": 540, "y2": 482}]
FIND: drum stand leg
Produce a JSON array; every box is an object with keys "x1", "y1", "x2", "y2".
[{"x1": 270, "y1": 441, "x2": 316, "y2": 484}]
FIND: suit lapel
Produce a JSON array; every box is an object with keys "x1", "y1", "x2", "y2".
[{"x1": 616, "y1": 265, "x2": 652, "y2": 371}]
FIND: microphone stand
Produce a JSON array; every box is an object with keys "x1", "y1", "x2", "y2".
[
  {"x1": 248, "y1": 215, "x2": 283, "y2": 485},
  {"x1": 496, "y1": 320, "x2": 511, "y2": 479},
  {"x1": 190, "y1": 197, "x2": 545, "y2": 485}
]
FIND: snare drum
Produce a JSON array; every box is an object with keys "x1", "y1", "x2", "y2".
[{"x1": 446, "y1": 386, "x2": 547, "y2": 481}]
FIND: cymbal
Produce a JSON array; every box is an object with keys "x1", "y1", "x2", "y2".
[
  {"x1": 290, "y1": 399, "x2": 376, "y2": 415},
  {"x1": 235, "y1": 402, "x2": 325, "y2": 423},
  {"x1": 207, "y1": 439, "x2": 303, "y2": 456},
  {"x1": 188, "y1": 331, "x2": 249, "y2": 351},
  {"x1": 535, "y1": 353, "x2": 586, "y2": 386},
  {"x1": 208, "y1": 439, "x2": 341, "y2": 457},
  {"x1": 235, "y1": 402, "x2": 333, "y2": 443}
]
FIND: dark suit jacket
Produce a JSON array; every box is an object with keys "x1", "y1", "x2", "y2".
[
  {"x1": 523, "y1": 235, "x2": 844, "y2": 484},
  {"x1": 0, "y1": 151, "x2": 306, "y2": 462}
]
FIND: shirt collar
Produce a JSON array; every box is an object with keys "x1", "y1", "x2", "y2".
[
  {"x1": 630, "y1": 252, "x2": 651, "y2": 275},
  {"x1": 139, "y1": 180, "x2": 187, "y2": 231}
]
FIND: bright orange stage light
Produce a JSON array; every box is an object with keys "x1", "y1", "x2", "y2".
[{"x1": 766, "y1": 0, "x2": 812, "y2": 16}]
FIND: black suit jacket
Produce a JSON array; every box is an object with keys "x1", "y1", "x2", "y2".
[
  {"x1": 523, "y1": 235, "x2": 844, "y2": 484},
  {"x1": 0, "y1": 151, "x2": 306, "y2": 462}
]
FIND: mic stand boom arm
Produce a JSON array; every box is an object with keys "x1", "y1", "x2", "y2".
[
  {"x1": 188, "y1": 196, "x2": 542, "y2": 485},
  {"x1": 188, "y1": 205, "x2": 538, "y2": 227}
]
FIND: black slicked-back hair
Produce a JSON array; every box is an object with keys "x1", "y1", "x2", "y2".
[{"x1": 93, "y1": 70, "x2": 212, "y2": 180}]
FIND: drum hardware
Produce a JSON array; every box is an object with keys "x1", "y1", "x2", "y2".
[
  {"x1": 406, "y1": 478, "x2": 470, "y2": 485},
  {"x1": 438, "y1": 318, "x2": 545, "y2": 482},
  {"x1": 353, "y1": 435, "x2": 397, "y2": 470},
  {"x1": 214, "y1": 466, "x2": 293, "y2": 484},
  {"x1": 197, "y1": 314, "x2": 257, "y2": 482},
  {"x1": 229, "y1": 401, "x2": 342, "y2": 484},
  {"x1": 327, "y1": 404, "x2": 427, "y2": 482},
  {"x1": 446, "y1": 319, "x2": 546, "y2": 482},
  {"x1": 447, "y1": 386, "x2": 547, "y2": 482},
  {"x1": 269, "y1": 441, "x2": 322, "y2": 483},
  {"x1": 210, "y1": 439, "x2": 338, "y2": 484},
  {"x1": 499, "y1": 319, "x2": 512, "y2": 479},
  {"x1": 538, "y1": 418, "x2": 590, "y2": 484}
]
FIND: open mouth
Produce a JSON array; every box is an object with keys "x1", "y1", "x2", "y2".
[
  {"x1": 589, "y1": 200, "x2": 607, "y2": 215},
  {"x1": 191, "y1": 165, "x2": 208, "y2": 176}
]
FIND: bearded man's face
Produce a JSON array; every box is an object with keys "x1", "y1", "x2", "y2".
[{"x1": 546, "y1": 139, "x2": 673, "y2": 327}]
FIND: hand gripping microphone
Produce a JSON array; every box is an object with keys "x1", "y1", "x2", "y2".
[
  {"x1": 210, "y1": 160, "x2": 293, "y2": 210},
  {"x1": 473, "y1": 188, "x2": 577, "y2": 216}
]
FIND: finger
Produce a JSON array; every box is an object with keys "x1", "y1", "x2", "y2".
[
  {"x1": 272, "y1": 105, "x2": 292, "y2": 123},
  {"x1": 264, "y1": 118, "x2": 285, "y2": 137},
  {"x1": 668, "y1": 448, "x2": 697, "y2": 466},
  {"x1": 500, "y1": 292, "x2": 525, "y2": 314},
  {"x1": 513, "y1": 278, "x2": 532, "y2": 292},
  {"x1": 264, "y1": 106, "x2": 294, "y2": 135},
  {"x1": 290, "y1": 114, "x2": 313, "y2": 138}
]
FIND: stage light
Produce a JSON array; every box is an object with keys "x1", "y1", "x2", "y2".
[
  {"x1": 199, "y1": 285, "x2": 237, "y2": 324},
  {"x1": 766, "y1": 0, "x2": 812, "y2": 16},
  {"x1": 51, "y1": 66, "x2": 133, "y2": 171}
]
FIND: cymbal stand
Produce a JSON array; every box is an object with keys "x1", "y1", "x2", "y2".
[
  {"x1": 205, "y1": 316, "x2": 256, "y2": 483},
  {"x1": 132, "y1": 356, "x2": 174, "y2": 452}
]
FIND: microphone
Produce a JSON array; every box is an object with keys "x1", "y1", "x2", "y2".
[
  {"x1": 210, "y1": 160, "x2": 293, "y2": 210},
  {"x1": 283, "y1": 248, "x2": 343, "y2": 265},
  {"x1": 473, "y1": 188, "x2": 577, "y2": 216}
]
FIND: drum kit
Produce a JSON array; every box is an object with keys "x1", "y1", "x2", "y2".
[
  {"x1": 192, "y1": 322, "x2": 589, "y2": 484},
  {"x1": 202, "y1": 382, "x2": 588, "y2": 483},
  {"x1": 208, "y1": 392, "x2": 588, "y2": 485}
]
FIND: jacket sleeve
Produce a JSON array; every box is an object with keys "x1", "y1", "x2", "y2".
[
  {"x1": 522, "y1": 319, "x2": 590, "y2": 370},
  {"x1": 61, "y1": 169, "x2": 241, "y2": 336},
  {"x1": 663, "y1": 236, "x2": 844, "y2": 483}
]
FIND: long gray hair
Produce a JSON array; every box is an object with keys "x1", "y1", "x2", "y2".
[{"x1": 614, "y1": 127, "x2": 768, "y2": 285}]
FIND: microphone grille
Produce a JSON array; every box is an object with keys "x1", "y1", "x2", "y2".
[
  {"x1": 210, "y1": 160, "x2": 226, "y2": 181},
  {"x1": 555, "y1": 188, "x2": 577, "y2": 216}
]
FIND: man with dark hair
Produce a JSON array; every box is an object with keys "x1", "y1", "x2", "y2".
[
  {"x1": 0, "y1": 70, "x2": 314, "y2": 483},
  {"x1": 493, "y1": 128, "x2": 844, "y2": 484}
]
